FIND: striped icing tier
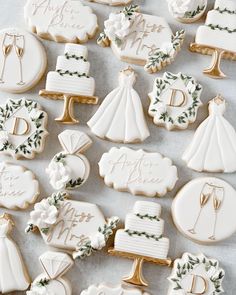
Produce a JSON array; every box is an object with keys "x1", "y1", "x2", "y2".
[
  {"x1": 133, "y1": 201, "x2": 161, "y2": 217},
  {"x1": 114, "y1": 230, "x2": 169, "y2": 259},
  {"x1": 56, "y1": 56, "x2": 90, "y2": 74},
  {"x1": 46, "y1": 72, "x2": 95, "y2": 96},
  {"x1": 64, "y1": 43, "x2": 88, "y2": 58},
  {"x1": 205, "y1": 11, "x2": 236, "y2": 30},
  {"x1": 125, "y1": 213, "x2": 164, "y2": 236},
  {"x1": 214, "y1": 0, "x2": 236, "y2": 11}
]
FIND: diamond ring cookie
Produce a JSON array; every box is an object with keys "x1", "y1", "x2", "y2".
[
  {"x1": 172, "y1": 177, "x2": 236, "y2": 244},
  {"x1": 27, "y1": 251, "x2": 74, "y2": 295},
  {"x1": 26, "y1": 192, "x2": 119, "y2": 259},
  {"x1": 148, "y1": 72, "x2": 203, "y2": 131},
  {"x1": 0, "y1": 162, "x2": 39, "y2": 210},
  {"x1": 46, "y1": 130, "x2": 92, "y2": 191},
  {"x1": 0, "y1": 28, "x2": 46, "y2": 93},
  {"x1": 0, "y1": 98, "x2": 48, "y2": 159},
  {"x1": 97, "y1": 4, "x2": 185, "y2": 74},
  {"x1": 190, "y1": 0, "x2": 236, "y2": 78},
  {"x1": 168, "y1": 253, "x2": 225, "y2": 295},
  {"x1": 24, "y1": 0, "x2": 98, "y2": 43}
]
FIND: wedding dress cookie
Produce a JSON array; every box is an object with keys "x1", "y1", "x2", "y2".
[
  {"x1": 167, "y1": 0, "x2": 207, "y2": 23},
  {"x1": 0, "y1": 28, "x2": 46, "y2": 93},
  {"x1": 172, "y1": 177, "x2": 236, "y2": 244},
  {"x1": 99, "y1": 147, "x2": 178, "y2": 197},
  {"x1": 24, "y1": 0, "x2": 98, "y2": 43},
  {"x1": 0, "y1": 162, "x2": 39, "y2": 209},
  {"x1": 46, "y1": 130, "x2": 92, "y2": 190},
  {"x1": 168, "y1": 253, "x2": 225, "y2": 295},
  {"x1": 182, "y1": 96, "x2": 236, "y2": 173},
  {"x1": 97, "y1": 5, "x2": 185, "y2": 74},
  {"x1": 87, "y1": 0, "x2": 132, "y2": 5},
  {"x1": 148, "y1": 72, "x2": 203, "y2": 130},
  {"x1": 27, "y1": 251, "x2": 74, "y2": 295},
  {"x1": 87, "y1": 67, "x2": 150, "y2": 143},
  {"x1": 0, "y1": 214, "x2": 31, "y2": 293},
  {"x1": 0, "y1": 98, "x2": 48, "y2": 159},
  {"x1": 26, "y1": 192, "x2": 119, "y2": 259}
]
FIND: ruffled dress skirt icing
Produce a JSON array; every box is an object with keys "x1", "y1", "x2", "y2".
[
  {"x1": 87, "y1": 85, "x2": 150, "y2": 143},
  {"x1": 182, "y1": 115, "x2": 236, "y2": 172}
]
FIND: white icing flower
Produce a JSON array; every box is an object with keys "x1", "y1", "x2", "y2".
[
  {"x1": 0, "y1": 130, "x2": 9, "y2": 147},
  {"x1": 46, "y1": 160, "x2": 71, "y2": 190},
  {"x1": 27, "y1": 285, "x2": 54, "y2": 295},
  {"x1": 30, "y1": 108, "x2": 42, "y2": 120},
  {"x1": 104, "y1": 12, "x2": 131, "y2": 42},
  {"x1": 160, "y1": 42, "x2": 175, "y2": 57},
  {"x1": 167, "y1": 0, "x2": 194, "y2": 17},
  {"x1": 187, "y1": 80, "x2": 196, "y2": 94},
  {"x1": 90, "y1": 232, "x2": 106, "y2": 250},
  {"x1": 30, "y1": 199, "x2": 58, "y2": 229},
  {"x1": 156, "y1": 102, "x2": 167, "y2": 117}
]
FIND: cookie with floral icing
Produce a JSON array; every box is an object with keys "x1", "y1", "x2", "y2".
[
  {"x1": 97, "y1": 5, "x2": 185, "y2": 73},
  {"x1": 46, "y1": 130, "x2": 92, "y2": 190}
]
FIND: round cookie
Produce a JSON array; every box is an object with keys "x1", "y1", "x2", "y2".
[
  {"x1": 172, "y1": 177, "x2": 236, "y2": 244},
  {"x1": 0, "y1": 28, "x2": 46, "y2": 93}
]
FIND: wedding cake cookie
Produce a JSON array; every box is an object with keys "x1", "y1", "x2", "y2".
[
  {"x1": 114, "y1": 201, "x2": 169, "y2": 259},
  {"x1": 45, "y1": 44, "x2": 95, "y2": 97}
]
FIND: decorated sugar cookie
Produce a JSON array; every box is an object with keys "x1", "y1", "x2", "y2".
[
  {"x1": 26, "y1": 192, "x2": 119, "y2": 259},
  {"x1": 46, "y1": 130, "x2": 92, "y2": 190},
  {"x1": 24, "y1": 0, "x2": 98, "y2": 43},
  {"x1": 172, "y1": 177, "x2": 236, "y2": 244},
  {"x1": 0, "y1": 214, "x2": 31, "y2": 293},
  {"x1": 40, "y1": 44, "x2": 98, "y2": 124},
  {"x1": 97, "y1": 5, "x2": 185, "y2": 74},
  {"x1": 27, "y1": 251, "x2": 74, "y2": 295},
  {"x1": 99, "y1": 147, "x2": 178, "y2": 197},
  {"x1": 168, "y1": 253, "x2": 225, "y2": 295},
  {"x1": 87, "y1": 0, "x2": 132, "y2": 5},
  {"x1": 167, "y1": 0, "x2": 207, "y2": 23},
  {"x1": 0, "y1": 28, "x2": 46, "y2": 93},
  {"x1": 0, "y1": 162, "x2": 39, "y2": 209},
  {"x1": 0, "y1": 98, "x2": 48, "y2": 159},
  {"x1": 87, "y1": 67, "x2": 150, "y2": 143},
  {"x1": 81, "y1": 283, "x2": 149, "y2": 295},
  {"x1": 190, "y1": 0, "x2": 236, "y2": 78},
  {"x1": 109, "y1": 201, "x2": 171, "y2": 286},
  {"x1": 148, "y1": 72, "x2": 203, "y2": 130},
  {"x1": 182, "y1": 96, "x2": 236, "y2": 173}
]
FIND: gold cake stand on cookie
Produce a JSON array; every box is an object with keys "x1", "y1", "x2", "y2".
[
  {"x1": 39, "y1": 90, "x2": 98, "y2": 124},
  {"x1": 108, "y1": 248, "x2": 172, "y2": 287},
  {"x1": 190, "y1": 43, "x2": 236, "y2": 79}
]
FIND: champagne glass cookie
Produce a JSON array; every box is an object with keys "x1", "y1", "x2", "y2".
[{"x1": 46, "y1": 130, "x2": 92, "y2": 190}]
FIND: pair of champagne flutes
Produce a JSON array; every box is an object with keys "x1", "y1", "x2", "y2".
[
  {"x1": 189, "y1": 183, "x2": 224, "y2": 240},
  {"x1": 0, "y1": 33, "x2": 25, "y2": 85}
]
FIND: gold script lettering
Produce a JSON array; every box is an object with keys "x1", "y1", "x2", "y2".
[
  {"x1": 10, "y1": 117, "x2": 29, "y2": 136},
  {"x1": 167, "y1": 88, "x2": 187, "y2": 107},
  {"x1": 187, "y1": 275, "x2": 208, "y2": 294}
]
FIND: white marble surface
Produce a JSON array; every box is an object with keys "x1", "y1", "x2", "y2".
[{"x1": 0, "y1": 0, "x2": 236, "y2": 294}]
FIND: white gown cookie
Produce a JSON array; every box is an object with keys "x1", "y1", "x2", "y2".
[
  {"x1": 26, "y1": 192, "x2": 119, "y2": 259},
  {"x1": 182, "y1": 96, "x2": 236, "y2": 173},
  {"x1": 0, "y1": 214, "x2": 31, "y2": 293},
  {"x1": 168, "y1": 253, "x2": 225, "y2": 295},
  {"x1": 172, "y1": 177, "x2": 236, "y2": 244},
  {"x1": 0, "y1": 98, "x2": 48, "y2": 159},
  {"x1": 88, "y1": 67, "x2": 150, "y2": 143},
  {"x1": 0, "y1": 162, "x2": 39, "y2": 209},
  {"x1": 0, "y1": 28, "x2": 46, "y2": 93},
  {"x1": 27, "y1": 251, "x2": 74, "y2": 295},
  {"x1": 24, "y1": 0, "x2": 98, "y2": 43},
  {"x1": 148, "y1": 72, "x2": 203, "y2": 130},
  {"x1": 99, "y1": 147, "x2": 178, "y2": 197},
  {"x1": 97, "y1": 5, "x2": 185, "y2": 74},
  {"x1": 46, "y1": 130, "x2": 92, "y2": 190}
]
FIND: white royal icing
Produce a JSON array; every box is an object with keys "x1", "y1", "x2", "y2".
[
  {"x1": 0, "y1": 28, "x2": 46, "y2": 93},
  {"x1": 0, "y1": 214, "x2": 30, "y2": 293},
  {"x1": 87, "y1": 67, "x2": 149, "y2": 143},
  {"x1": 0, "y1": 162, "x2": 39, "y2": 209},
  {"x1": 45, "y1": 44, "x2": 95, "y2": 97},
  {"x1": 182, "y1": 96, "x2": 236, "y2": 173},
  {"x1": 87, "y1": 0, "x2": 132, "y2": 6},
  {"x1": 172, "y1": 177, "x2": 236, "y2": 244},
  {"x1": 114, "y1": 201, "x2": 170, "y2": 259},
  {"x1": 148, "y1": 72, "x2": 203, "y2": 130},
  {"x1": 0, "y1": 98, "x2": 48, "y2": 159},
  {"x1": 24, "y1": 0, "x2": 98, "y2": 43},
  {"x1": 195, "y1": 0, "x2": 236, "y2": 53},
  {"x1": 99, "y1": 147, "x2": 178, "y2": 197}
]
